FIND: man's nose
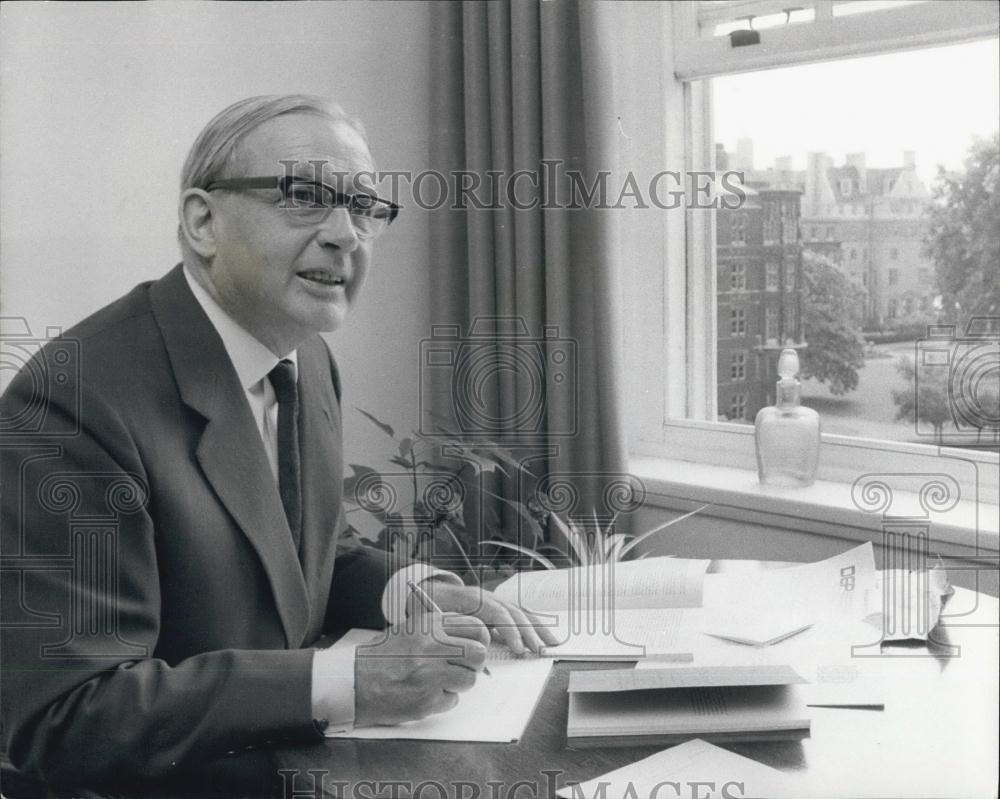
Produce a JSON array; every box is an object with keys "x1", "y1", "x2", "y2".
[{"x1": 315, "y1": 207, "x2": 360, "y2": 251}]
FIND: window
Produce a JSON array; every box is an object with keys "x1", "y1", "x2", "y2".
[
  {"x1": 765, "y1": 261, "x2": 779, "y2": 291},
  {"x1": 730, "y1": 307, "x2": 746, "y2": 336},
  {"x1": 765, "y1": 307, "x2": 779, "y2": 341},
  {"x1": 730, "y1": 351, "x2": 746, "y2": 381},
  {"x1": 785, "y1": 261, "x2": 796, "y2": 291},
  {"x1": 888, "y1": 268, "x2": 899, "y2": 286},
  {"x1": 887, "y1": 298, "x2": 898, "y2": 319},
  {"x1": 730, "y1": 260, "x2": 746, "y2": 291},
  {"x1": 848, "y1": 247, "x2": 857, "y2": 261},
  {"x1": 890, "y1": 247, "x2": 899, "y2": 260},
  {"x1": 625, "y1": 2, "x2": 1000, "y2": 492},
  {"x1": 731, "y1": 214, "x2": 746, "y2": 244},
  {"x1": 729, "y1": 392, "x2": 748, "y2": 421}
]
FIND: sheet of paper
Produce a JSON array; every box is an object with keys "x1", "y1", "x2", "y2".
[
  {"x1": 702, "y1": 543, "x2": 877, "y2": 621},
  {"x1": 568, "y1": 664, "x2": 807, "y2": 693},
  {"x1": 322, "y1": 630, "x2": 553, "y2": 742},
  {"x1": 555, "y1": 738, "x2": 794, "y2": 798},
  {"x1": 493, "y1": 557, "x2": 710, "y2": 612},
  {"x1": 700, "y1": 606, "x2": 813, "y2": 647},
  {"x1": 541, "y1": 607, "x2": 692, "y2": 661}
]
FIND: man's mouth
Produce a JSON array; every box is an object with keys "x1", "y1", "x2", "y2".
[{"x1": 297, "y1": 270, "x2": 346, "y2": 287}]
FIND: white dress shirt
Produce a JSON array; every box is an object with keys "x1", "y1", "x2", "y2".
[{"x1": 182, "y1": 267, "x2": 460, "y2": 733}]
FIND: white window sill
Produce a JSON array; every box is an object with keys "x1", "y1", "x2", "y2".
[{"x1": 630, "y1": 423, "x2": 999, "y2": 559}]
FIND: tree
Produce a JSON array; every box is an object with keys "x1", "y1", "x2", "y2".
[
  {"x1": 891, "y1": 356, "x2": 951, "y2": 444},
  {"x1": 799, "y1": 249, "x2": 867, "y2": 395},
  {"x1": 924, "y1": 133, "x2": 1000, "y2": 322}
]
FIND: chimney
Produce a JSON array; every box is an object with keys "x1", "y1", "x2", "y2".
[
  {"x1": 846, "y1": 152, "x2": 867, "y2": 192},
  {"x1": 804, "y1": 152, "x2": 836, "y2": 218},
  {"x1": 715, "y1": 143, "x2": 729, "y2": 170}
]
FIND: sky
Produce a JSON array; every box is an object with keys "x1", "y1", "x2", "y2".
[{"x1": 713, "y1": 38, "x2": 1000, "y2": 185}]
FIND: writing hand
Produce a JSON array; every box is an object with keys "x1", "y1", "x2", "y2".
[
  {"x1": 353, "y1": 612, "x2": 489, "y2": 726},
  {"x1": 413, "y1": 581, "x2": 561, "y2": 656}
]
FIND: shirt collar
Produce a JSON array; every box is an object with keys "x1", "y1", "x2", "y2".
[{"x1": 183, "y1": 266, "x2": 297, "y2": 390}]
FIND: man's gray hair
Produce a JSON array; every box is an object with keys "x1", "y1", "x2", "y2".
[{"x1": 180, "y1": 95, "x2": 368, "y2": 192}]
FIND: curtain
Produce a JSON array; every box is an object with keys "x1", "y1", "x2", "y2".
[{"x1": 426, "y1": 0, "x2": 632, "y2": 555}]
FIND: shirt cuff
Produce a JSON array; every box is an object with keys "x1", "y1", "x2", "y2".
[
  {"x1": 381, "y1": 563, "x2": 464, "y2": 627},
  {"x1": 311, "y1": 644, "x2": 358, "y2": 735}
]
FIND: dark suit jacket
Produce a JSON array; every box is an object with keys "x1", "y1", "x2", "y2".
[{"x1": 0, "y1": 264, "x2": 391, "y2": 791}]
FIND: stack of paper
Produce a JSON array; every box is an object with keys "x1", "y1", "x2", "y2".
[{"x1": 566, "y1": 664, "x2": 811, "y2": 748}]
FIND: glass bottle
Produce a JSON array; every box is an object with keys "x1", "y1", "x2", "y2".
[{"x1": 754, "y1": 348, "x2": 820, "y2": 487}]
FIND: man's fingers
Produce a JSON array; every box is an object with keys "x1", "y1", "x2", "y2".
[
  {"x1": 487, "y1": 604, "x2": 526, "y2": 655},
  {"x1": 504, "y1": 603, "x2": 546, "y2": 654},
  {"x1": 440, "y1": 612, "x2": 490, "y2": 647},
  {"x1": 526, "y1": 610, "x2": 561, "y2": 646}
]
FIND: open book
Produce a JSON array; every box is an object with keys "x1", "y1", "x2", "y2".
[
  {"x1": 566, "y1": 664, "x2": 811, "y2": 748},
  {"x1": 492, "y1": 557, "x2": 709, "y2": 660}
]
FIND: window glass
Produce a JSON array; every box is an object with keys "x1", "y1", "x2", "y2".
[{"x1": 712, "y1": 40, "x2": 999, "y2": 444}]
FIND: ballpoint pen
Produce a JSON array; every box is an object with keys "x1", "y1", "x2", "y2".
[{"x1": 407, "y1": 579, "x2": 492, "y2": 676}]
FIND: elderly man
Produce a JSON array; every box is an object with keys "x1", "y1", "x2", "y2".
[{"x1": 0, "y1": 95, "x2": 554, "y2": 793}]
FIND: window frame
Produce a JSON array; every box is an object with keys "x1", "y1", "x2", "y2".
[{"x1": 625, "y1": 1, "x2": 999, "y2": 548}]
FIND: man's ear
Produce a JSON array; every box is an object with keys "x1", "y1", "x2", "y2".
[{"x1": 179, "y1": 189, "x2": 217, "y2": 260}]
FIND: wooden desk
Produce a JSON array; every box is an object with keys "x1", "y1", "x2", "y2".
[{"x1": 276, "y1": 563, "x2": 999, "y2": 799}]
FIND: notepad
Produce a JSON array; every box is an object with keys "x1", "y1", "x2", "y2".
[{"x1": 322, "y1": 630, "x2": 553, "y2": 742}]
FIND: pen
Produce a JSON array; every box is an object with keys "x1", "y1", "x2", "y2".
[{"x1": 407, "y1": 580, "x2": 491, "y2": 676}]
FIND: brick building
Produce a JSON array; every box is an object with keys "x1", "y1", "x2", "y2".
[{"x1": 716, "y1": 184, "x2": 805, "y2": 421}]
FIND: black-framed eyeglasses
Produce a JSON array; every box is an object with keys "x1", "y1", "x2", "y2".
[{"x1": 205, "y1": 176, "x2": 400, "y2": 239}]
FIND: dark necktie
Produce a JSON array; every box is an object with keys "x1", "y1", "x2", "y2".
[{"x1": 268, "y1": 359, "x2": 302, "y2": 545}]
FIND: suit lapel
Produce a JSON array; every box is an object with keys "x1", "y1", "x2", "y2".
[
  {"x1": 149, "y1": 265, "x2": 310, "y2": 648},
  {"x1": 296, "y1": 339, "x2": 344, "y2": 638}
]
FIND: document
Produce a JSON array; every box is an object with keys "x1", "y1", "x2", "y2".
[
  {"x1": 541, "y1": 607, "x2": 693, "y2": 661},
  {"x1": 567, "y1": 662, "x2": 810, "y2": 747},
  {"x1": 493, "y1": 556, "x2": 710, "y2": 612},
  {"x1": 702, "y1": 543, "x2": 876, "y2": 620},
  {"x1": 555, "y1": 738, "x2": 794, "y2": 799},
  {"x1": 322, "y1": 630, "x2": 553, "y2": 742},
  {"x1": 568, "y1": 664, "x2": 807, "y2": 693},
  {"x1": 492, "y1": 557, "x2": 707, "y2": 660}
]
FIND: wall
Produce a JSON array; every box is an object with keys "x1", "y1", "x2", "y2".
[{"x1": 0, "y1": 2, "x2": 438, "y2": 474}]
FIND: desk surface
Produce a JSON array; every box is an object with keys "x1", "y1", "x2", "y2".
[{"x1": 276, "y1": 561, "x2": 1000, "y2": 799}]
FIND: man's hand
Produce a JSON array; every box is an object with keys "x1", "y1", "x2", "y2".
[
  {"x1": 354, "y1": 611, "x2": 489, "y2": 726},
  {"x1": 413, "y1": 581, "x2": 561, "y2": 655}
]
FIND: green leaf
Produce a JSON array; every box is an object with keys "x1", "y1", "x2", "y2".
[{"x1": 356, "y1": 408, "x2": 395, "y2": 438}]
